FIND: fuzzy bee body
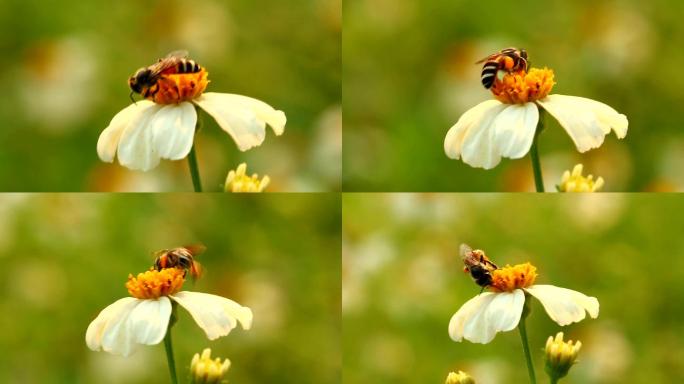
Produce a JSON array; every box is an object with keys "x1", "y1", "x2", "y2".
[
  {"x1": 477, "y1": 47, "x2": 528, "y2": 89},
  {"x1": 459, "y1": 244, "x2": 498, "y2": 290},
  {"x1": 154, "y1": 244, "x2": 206, "y2": 281},
  {"x1": 128, "y1": 50, "x2": 202, "y2": 101}
]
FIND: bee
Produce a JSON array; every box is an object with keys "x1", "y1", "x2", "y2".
[
  {"x1": 153, "y1": 244, "x2": 206, "y2": 281},
  {"x1": 476, "y1": 47, "x2": 528, "y2": 89},
  {"x1": 459, "y1": 244, "x2": 498, "y2": 292},
  {"x1": 128, "y1": 50, "x2": 202, "y2": 102}
]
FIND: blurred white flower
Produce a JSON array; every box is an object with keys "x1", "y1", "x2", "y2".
[
  {"x1": 97, "y1": 63, "x2": 285, "y2": 171},
  {"x1": 444, "y1": 67, "x2": 627, "y2": 169},
  {"x1": 86, "y1": 268, "x2": 252, "y2": 356},
  {"x1": 449, "y1": 263, "x2": 598, "y2": 344}
]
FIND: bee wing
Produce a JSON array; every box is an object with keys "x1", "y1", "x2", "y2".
[
  {"x1": 459, "y1": 243, "x2": 473, "y2": 259},
  {"x1": 475, "y1": 53, "x2": 498, "y2": 64},
  {"x1": 183, "y1": 244, "x2": 207, "y2": 257},
  {"x1": 165, "y1": 50, "x2": 189, "y2": 59},
  {"x1": 146, "y1": 59, "x2": 181, "y2": 77}
]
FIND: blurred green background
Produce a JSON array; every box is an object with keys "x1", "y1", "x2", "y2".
[
  {"x1": 0, "y1": 0, "x2": 341, "y2": 191},
  {"x1": 0, "y1": 193, "x2": 340, "y2": 383},
  {"x1": 343, "y1": 0, "x2": 684, "y2": 191},
  {"x1": 343, "y1": 194, "x2": 684, "y2": 383}
]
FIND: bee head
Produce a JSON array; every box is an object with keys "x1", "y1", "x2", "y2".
[{"x1": 128, "y1": 67, "x2": 152, "y2": 94}]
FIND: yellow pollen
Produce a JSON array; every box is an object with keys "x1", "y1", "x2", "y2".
[
  {"x1": 490, "y1": 262, "x2": 537, "y2": 292},
  {"x1": 126, "y1": 268, "x2": 185, "y2": 299},
  {"x1": 149, "y1": 69, "x2": 210, "y2": 105},
  {"x1": 224, "y1": 163, "x2": 270, "y2": 193},
  {"x1": 491, "y1": 67, "x2": 555, "y2": 104}
]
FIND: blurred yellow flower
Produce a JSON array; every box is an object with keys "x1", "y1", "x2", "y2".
[
  {"x1": 449, "y1": 263, "x2": 599, "y2": 344},
  {"x1": 558, "y1": 164, "x2": 604, "y2": 192},
  {"x1": 224, "y1": 163, "x2": 270, "y2": 193},
  {"x1": 444, "y1": 65, "x2": 627, "y2": 169},
  {"x1": 86, "y1": 268, "x2": 252, "y2": 356},
  {"x1": 190, "y1": 348, "x2": 231, "y2": 384}
]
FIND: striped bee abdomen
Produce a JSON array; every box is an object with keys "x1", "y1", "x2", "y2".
[
  {"x1": 480, "y1": 61, "x2": 500, "y2": 89},
  {"x1": 178, "y1": 59, "x2": 201, "y2": 73}
]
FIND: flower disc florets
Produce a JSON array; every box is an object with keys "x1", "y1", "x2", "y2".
[
  {"x1": 491, "y1": 67, "x2": 555, "y2": 104},
  {"x1": 150, "y1": 69, "x2": 210, "y2": 105},
  {"x1": 489, "y1": 262, "x2": 537, "y2": 292},
  {"x1": 125, "y1": 268, "x2": 185, "y2": 299}
]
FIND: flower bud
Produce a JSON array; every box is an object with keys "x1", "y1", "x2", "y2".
[
  {"x1": 544, "y1": 332, "x2": 582, "y2": 380},
  {"x1": 190, "y1": 348, "x2": 231, "y2": 384},
  {"x1": 445, "y1": 370, "x2": 475, "y2": 384}
]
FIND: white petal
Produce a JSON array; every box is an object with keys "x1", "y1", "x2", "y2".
[
  {"x1": 445, "y1": 100, "x2": 509, "y2": 169},
  {"x1": 448, "y1": 290, "x2": 524, "y2": 344},
  {"x1": 537, "y1": 95, "x2": 628, "y2": 153},
  {"x1": 203, "y1": 93, "x2": 286, "y2": 136},
  {"x1": 85, "y1": 297, "x2": 171, "y2": 357},
  {"x1": 194, "y1": 93, "x2": 268, "y2": 151},
  {"x1": 150, "y1": 102, "x2": 197, "y2": 160},
  {"x1": 525, "y1": 285, "x2": 599, "y2": 326},
  {"x1": 493, "y1": 103, "x2": 538, "y2": 158},
  {"x1": 171, "y1": 291, "x2": 253, "y2": 340},
  {"x1": 97, "y1": 101, "x2": 154, "y2": 162},
  {"x1": 117, "y1": 103, "x2": 165, "y2": 171}
]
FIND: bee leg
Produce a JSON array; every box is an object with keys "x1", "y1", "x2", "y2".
[
  {"x1": 479, "y1": 286, "x2": 486, "y2": 294},
  {"x1": 129, "y1": 91, "x2": 137, "y2": 105}
]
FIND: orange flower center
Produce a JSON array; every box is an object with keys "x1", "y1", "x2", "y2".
[
  {"x1": 491, "y1": 67, "x2": 555, "y2": 104},
  {"x1": 148, "y1": 69, "x2": 210, "y2": 105},
  {"x1": 489, "y1": 263, "x2": 537, "y2": 292},
  {"x1": 126, "y1": 268, "x2": 185, "y2": 299}
]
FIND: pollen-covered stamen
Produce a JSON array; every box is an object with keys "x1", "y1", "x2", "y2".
[
  {"x1": 491, "y1": 67, "x2": 555, "y2": 104},
  {"x1": 126, "y1": 268, "x2": 185, "y2": 299},
  {"x1": 150, "y1": 69, "x2": 210, "y2": 105},
  {"x1": 489, "y1": 262, "x2": 537, "y2": 292}
]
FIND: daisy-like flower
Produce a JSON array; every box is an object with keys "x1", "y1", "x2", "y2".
[
  {"x1": 444, "y1": 64, "x2": 628, "y2": 170},
  {"x1": 86, "y1": 268, "x2": 252, "y2": 357},
  {"x1": 97, "y1": 55, "x2": 286, "y2": 172},
  {"x1": 224, "y1": 163, "x2": 270, "y2": 192},
  {"x1": 448, "y1": 263, "x2": 598, "y2": 344},
  {"x1": 558, "y1": 163, "x2": 604, "y2": 192}
]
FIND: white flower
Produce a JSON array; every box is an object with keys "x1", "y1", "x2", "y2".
[
  {"x1": 448, "y1": 263, "x2": 599, "y2": 344},
  {"x1": 98, "y1": 65, "x2": 286, "y2": 171},
  {"x1": 98, "y1": 94, "x2": 285, "y2": 171},
  {"x1": 444, "y1": 68, "x2": 627, "y2": 169},
  {"x1": 86, "y1": 268, "x2": 252, "y2": 357}
]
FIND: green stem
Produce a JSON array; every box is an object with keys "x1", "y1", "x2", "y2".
[
  {"x1": 518, "y1": 317, "x2": 537, "y2": 384},
  {"x1": 550, "y1": 377, "x2": 559, "y2": 384},
  {"x1": 187, "y1": 143, "x2": 202, "y2": 192},
  {"x1": 163, "y1": 304, "x2": 179, "y2": 384},
  {"x1": 530, "y1": 109, "x2": 545, "y2": 192}
]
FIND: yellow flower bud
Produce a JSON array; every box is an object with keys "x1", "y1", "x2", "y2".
[
  {"x1": 558, "y1": 164, "x2": 604, "y2": 192},
  {"x1": 445, "y1": 370, "x2": 475, "y2": 384},
  {"x1": 190, "y1": 348, "x2": 231, "y2": 384},
  {"x1": 544, "y1": 332, "x2": 582, "y2": 380},
  {"x1": 224, "y1": 163, "x2": 270, "y2": 193}
]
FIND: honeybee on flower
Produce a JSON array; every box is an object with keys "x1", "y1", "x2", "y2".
[
  {"x1": 444, "y1": 47, "x2": 627, "y2": 191},
  {"x1": 97, "y1": 50, "x2": 285, "y2": 190}
]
